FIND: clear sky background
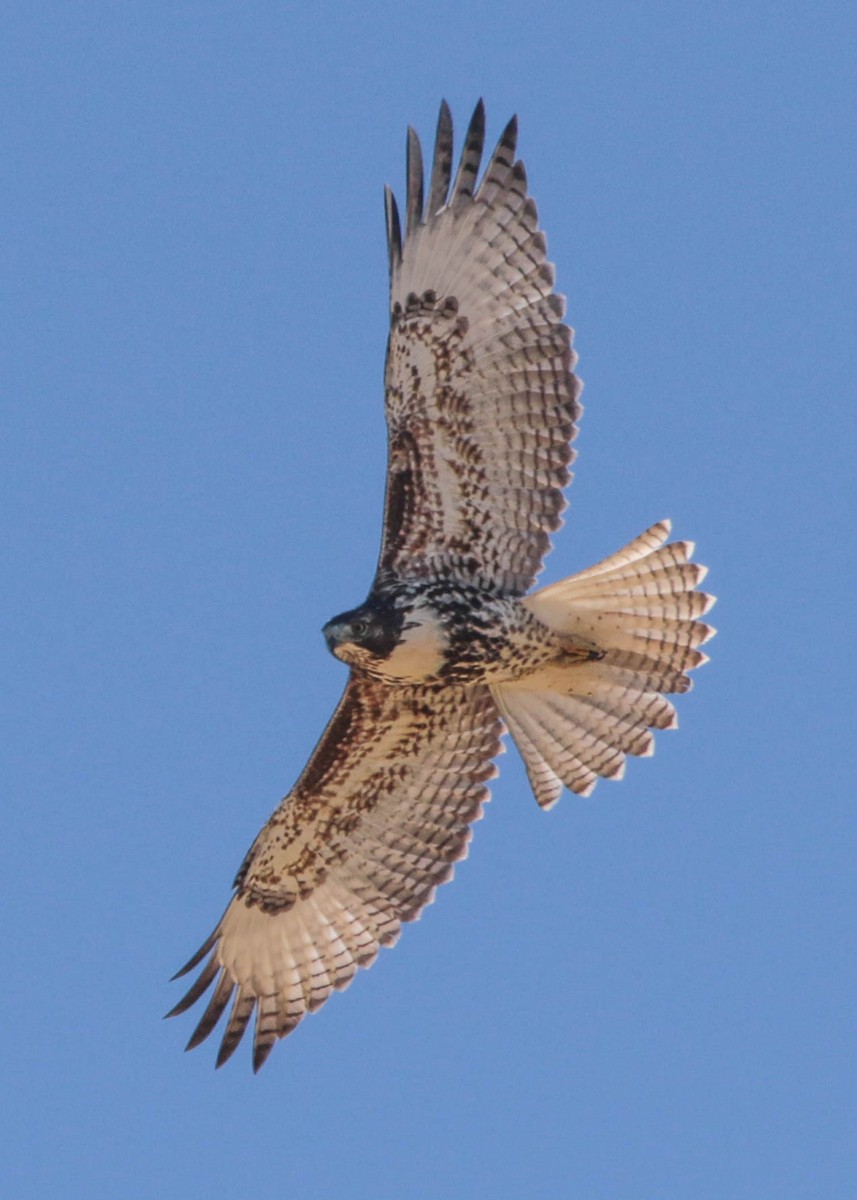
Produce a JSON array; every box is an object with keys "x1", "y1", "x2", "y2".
[{"x1": 4, "y1": 3, "x2": 855, "y2": 1197}]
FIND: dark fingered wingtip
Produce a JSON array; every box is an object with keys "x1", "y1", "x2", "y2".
[
  {"x1": 170, "y1": 929, "x2": 217, "y2": 980},
  {"x1": 253, "y1": 1039, "x2": 276, "y2": 1073}
]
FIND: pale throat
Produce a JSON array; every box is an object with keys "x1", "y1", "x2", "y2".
[{"x1": 379, "y1": 602, "x2": 448, "y2": 681}]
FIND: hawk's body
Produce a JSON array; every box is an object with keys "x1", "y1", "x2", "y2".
[{"x1": 169, "y1": 102, "x2": 714, "y2": 1071}]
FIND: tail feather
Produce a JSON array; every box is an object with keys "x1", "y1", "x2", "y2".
[
  {"x1": 560, "y1": 519, "x2": 673, "y2": 580},
  {"x1": 566, "y1": 691, "x2": 656, "y2": 757},
  {"x1": 546, "y1": 558, "x2": 706, "y2": 603},
  {"x1": 499, "y1": 694, "x2": 600, "y2": 806},
  {"x1": 495, "y1": 521, "x2": 714, "y2": 807}
]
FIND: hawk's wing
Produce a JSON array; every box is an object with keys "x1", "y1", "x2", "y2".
[
  {"x1": 377, "y1": 100, "x2": 581, "y2": 596},
  {"x1": 168, "y1": 675, "x2": 502, "y2": 1071}
]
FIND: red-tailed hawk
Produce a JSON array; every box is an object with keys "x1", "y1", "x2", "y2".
[{"x1": 168, "y1": 101, "x2": 715, "y2": 1071}]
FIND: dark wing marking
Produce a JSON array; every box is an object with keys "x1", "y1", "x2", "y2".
[
  {"x1": 378, "y1": 101, "x2": 582, "y2": 596},
  {"x1": 168, "y1": 674, "x2": 502, "y2": 1071}
]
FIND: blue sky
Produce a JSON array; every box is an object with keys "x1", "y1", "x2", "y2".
[{"x1": 4, "y1": 2, "x2": 855, "y2": 1197}]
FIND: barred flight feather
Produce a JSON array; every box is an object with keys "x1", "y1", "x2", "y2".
[
  {"x1": 495, "y1": 522, "x2": 715, "y2": 808},
  {"x1": 378, "y1": 99, "x2": 581, "y2": 593},
  {"x1": 169, "y1": 676, "x2": 502, "y2": 1069},
  {"x1": 169, "y1": 104, "x2": 714, "y2": 1071}
]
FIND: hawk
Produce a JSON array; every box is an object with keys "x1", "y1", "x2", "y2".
[{"x1": 168, "y1": 101, "x2": 715, "y2": 1071}]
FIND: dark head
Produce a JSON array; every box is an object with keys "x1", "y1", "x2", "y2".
[
  {"x1": 322, "y1": 597, "x2": 402, "y2": 666},
  {"x1": 321, "y1": 591, "x2": 447, "y2": 681}
]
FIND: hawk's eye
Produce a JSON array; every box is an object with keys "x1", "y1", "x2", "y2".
[{"x1": 350, "y1": 619, "x2": 369, "y2": 639}]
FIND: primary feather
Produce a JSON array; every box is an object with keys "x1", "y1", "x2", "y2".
[
  {"x1": 169, "y1": 102, "x2": 714, "y2": 1070},
  {"x1": 378, "y1": 99, "x2": 581, "y2": 593}
]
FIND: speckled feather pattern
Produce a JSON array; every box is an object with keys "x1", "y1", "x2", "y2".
[
  {"x1": 171, "y1": 677, "x2": 501, "y2": 1071},
  {"x1": 168, "y1": 104, "x2": 714, "y2": 1071},
  {"x1": 378, "y1": 100, "x2": 581, "y2": 596},
  {"x1": 503, "y1": 521, "x2": 715, "y2": 808}
]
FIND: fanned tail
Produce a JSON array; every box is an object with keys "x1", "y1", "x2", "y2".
[{"x1": 493, "y1": 521, "x2": 715, "y2": 809}]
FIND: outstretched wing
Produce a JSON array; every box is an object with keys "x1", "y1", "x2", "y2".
[
  {"x1": 168, "y1": 675, "x2": 502, "y2": 1071},
  {"x1": 378, "y1": 100, "x2": 581, "y2": 596}
]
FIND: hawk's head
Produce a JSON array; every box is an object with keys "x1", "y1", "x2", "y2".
[{"x1": 322, "y1": 592, "x2": 447, "y2": 681}]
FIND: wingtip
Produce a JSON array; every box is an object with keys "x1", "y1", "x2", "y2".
[
  {"x1": 449, "y1": 99, "x2": 486, "y2": 203},
  {"x1": 215, "y1": 1041, "x2": 239, "y2": 1070},
  {"x1": 425, "y1": 100, "x2": 455, "y2": 217},
  {"x1": 384, "y1": 184, "x2": 402, "y2": 272},
  {"x1": 405, "y1": 126, "x2": 425, "y2": 236},
  {"x1": 252, "y1": 1040, "x2": 276, "y2": 1074},
  {"x1": 170, "y1": 931, "x2": 217, "y2": 980},
  {"x1": 470, "y1": 98, "x2": 486, "y2": 143}
]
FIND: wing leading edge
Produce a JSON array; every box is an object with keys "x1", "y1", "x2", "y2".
[
  {"x1": 377, "y1": 100, "x2": 582, "y2": 595},
  {"x1": 168, "y1": 675, "x2": 502, "y2": 1070}
]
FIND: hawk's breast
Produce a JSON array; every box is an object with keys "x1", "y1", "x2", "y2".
[{"x1": 374, "y1": 602, "x2": 448, "y2": 682}]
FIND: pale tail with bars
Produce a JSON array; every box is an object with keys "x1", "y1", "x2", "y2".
[
  {"x1": 167, "y1": 103, "x2": 714, "y2": 1073},
  {"x1": 494, "y1": 520, "x2": 715, "y2": 808}
]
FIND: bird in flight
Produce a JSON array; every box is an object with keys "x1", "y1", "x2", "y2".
[{"x1": 168, "y1": 101, "x2": 715, "y2": 1071}]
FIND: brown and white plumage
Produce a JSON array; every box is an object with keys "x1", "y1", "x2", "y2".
[
  {"x1": 170, "y1": 677, "x2": 501, "y2": 1071},
  {"x1": 168, "y1": 102, "x2": 714, "y2": 1071},
  {"x1": 498, "y1": 521, "x2": 715, "y2": 809},
  {"x1": 379, "y1": 100, "x2": 580, "y2": 593}
]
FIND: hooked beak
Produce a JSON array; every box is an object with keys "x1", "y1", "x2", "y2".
[{"x1": 322, "y1": 620, "x2": 349, "y2": 656}]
